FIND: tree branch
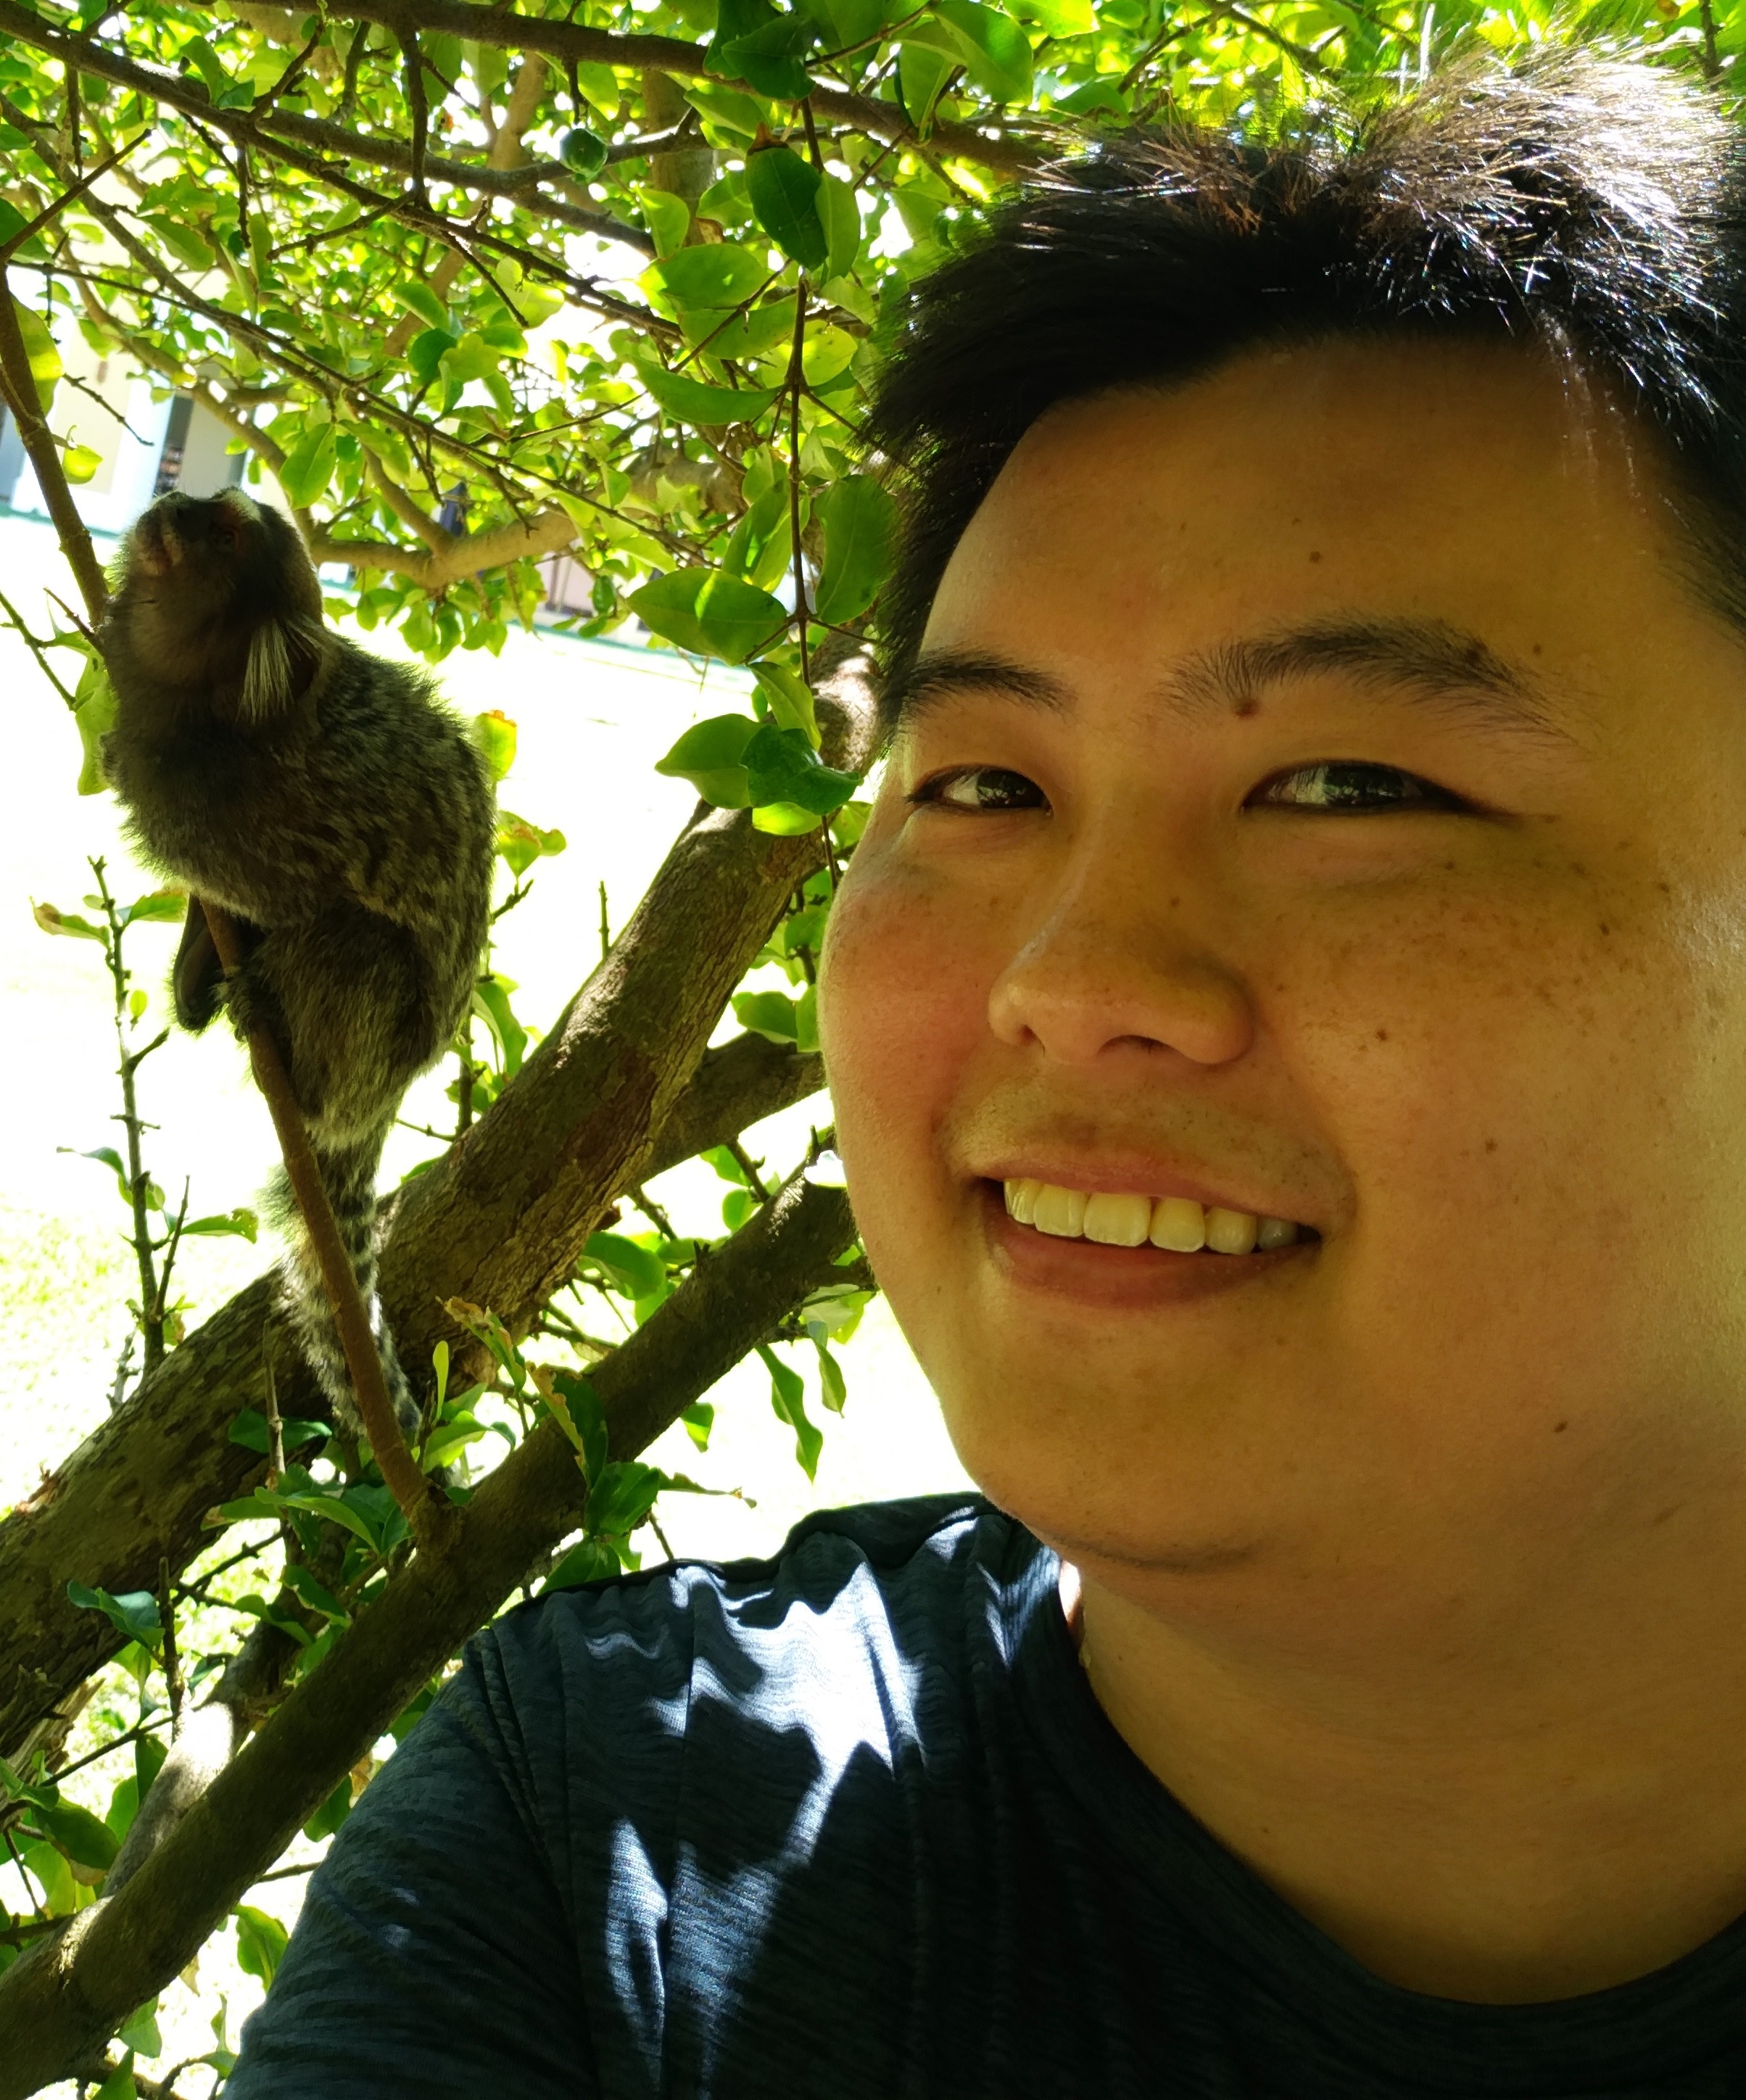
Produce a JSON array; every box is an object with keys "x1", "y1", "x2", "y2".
[
  {"x1": 306, "y1": 503, "x2": 577, "y2": 587},
  {"x1": 0, "y1": 0, "x2": 654, "y2": 253},
  {"x1": 0, "y1": 0, "x2": 1038, "y2": 189},
  {"x1": 0, "y1": 1170, "x2": 858, "y2": 2096},
  {"x1": 0, "y1": 271, "x2": 106, "y2": 626}
]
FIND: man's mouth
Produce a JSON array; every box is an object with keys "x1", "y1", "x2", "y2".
[{"x1": 1001, "y1": 1178, "x2": 1307, "y2": 1255}]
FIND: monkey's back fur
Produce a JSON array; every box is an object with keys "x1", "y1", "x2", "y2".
[{"x1": 99, "y1": 489, "x2": 495, "y2": 1445}]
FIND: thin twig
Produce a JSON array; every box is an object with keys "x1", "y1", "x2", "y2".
[
  {"x1": 0, "y1": 587, "x2": 80, "y2": 706},
  {"x1": 400, "y1": 29, "x2": 431, "y2": 204},
  {"x1": 158, "y1": 1555, "x2": 183, "y2": 1735},
  {"x1": 785, "y1": 278, "x2": 811, "y2": 690}
]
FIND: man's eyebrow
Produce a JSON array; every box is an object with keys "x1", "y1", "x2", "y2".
[
  {"x1": 882, "y1": 621, "x2": 1573, "y2": 743},
  {"x1": 881, "y1": 649, "x2": 1072, "y2": 729},
  {"x1": 1165, "y1": 617, "x2": 1568, "y2": 740}
]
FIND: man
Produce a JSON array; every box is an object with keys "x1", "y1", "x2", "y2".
[{"x1": 231, "y1": 49, "x2": 1746, "y2": 2093}]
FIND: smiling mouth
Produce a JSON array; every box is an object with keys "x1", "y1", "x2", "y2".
[{"x1": 1001, "y1": 1179, "x2": 1311, "y2": 1256}]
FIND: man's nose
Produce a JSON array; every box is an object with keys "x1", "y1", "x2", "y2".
[{"x1": 986, "y1": 876, "x2": 1254, "y2": 1070}]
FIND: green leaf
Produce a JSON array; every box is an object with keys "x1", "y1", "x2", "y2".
[
  {"x1": 135, "y1": 1732, "x2": 167, "y2": 1807},
  {"x1": 547, "y1": 1368, "x2": 609, "y2": 1484},
  {"x1": 229, "y1": 1407, "x2": 327, "y2": 1454},
  {"x1": 641, "y1": 187, "x2": 692, "y2": 257},
  {"x1": 542, "y1": 1537, "x2": 621, "y2": 1592},
  {"x1": 10, "y1": 299, "x2": 59, "y2": 410},
  {"x1": 630, "y1": 569, "x2": 787, "y2": 664},
  {"x1": 743, "y1": 720, "x2": 859, "y2": 814},
  {"x1": 302, "y1": 1774, "x2": 352, "y2": 1841},
  {"x1": 278, "y1": 423, "x2": 337, "y2": 507},
  {"x1": 394, "y1": 278, "x2": 448, "y2": 330},
  {"x1": 471, "y1": 977, "x2": 527, "y2": 1075},
  {"x1": 183, "y1": 1206, "x2": 259, "y2": 1241},
  {"x1": 682, "y1": 81, "x2": 771, "y2": 141},
  {"x1": 233, "y1": 1905, "x2": 289, "y2": 1988},
  {"x1": 1011, "y1": 0, "x2": 1093, "y2": 30},
  {"x1": 495, "y1": 811, "x2": 566, "y2": 876},
  {"x1": 106, "y1": 1773, "x2": 140, "y2": 1843},
  {"x1": 74, "y1": 655, "x2": 116, "y2": 796},
  {"x1": 723, "y1": 487, "x2": 792, "y2": 592},
  {"x1": 745, "y1": 145, "x2": 827, "y2": 271},
  {"x1": 755, "y1": 663, "x2": 819, "y2": 743},
  {"x1": 67, "y1": 1145, "x2": 131, "y2": 1204},
  {"x1": 644, "y1": 244, "x2": 771, "y2": 313},
  {"x1": 91, "y1": 2056, "x2": 135, "y2": 2100},
  {"x1": 36, "y1": 1796, "x2": 120, "y2": 1872},
  {"x1": 759, "y1": 1342, "x2": 822, "y2": 1478},
  {"x1": 62, "y1": 442, "x2": 101, "y2": 484},
  {"x1": 117, "y1": 2000, "x2": 161, "y2": 2059},
  {"x1": 813, "y1": 473, "x2": 896, "y2": 624},
  {"x1": 1053, "y1": 74, "x2": 1130, "y2": 115},
  {"x1": 653, "y1": 711, "x2": 757, "y2": 804},
  {"x1": 584, "y1": 1230, "x2": 667, "y2": 1299},
  {"x1": 814, "y1": 1333, "x2": 848, "y2": 1411},
  {"x1": 637, "y1": 361, "x2": 782, "y2": 429},
  {"x1": 717, "y1": 9, "x2": 816, "y2": 98},
  {"x1": 560, "y1": 126, "x2": 609, "y2": 178},
  {"x1": 118, "y1": 890, "x2": 185, "y2": 925},
  {"x1": 816, "y1": 174, "x2": 862, "y2": 281},
  {"x1": 138, "y1": 214, "x2": 215, "y2": 271},
  {"x1": 751, "y1": 800, "x2": 824, "y2": 834},
  {"x1": 440, "y1": 331, "x2": 502, "y2": 385},
  {"x1": 734, "y1": 988, "x2": 801, "y2": 1042},
  {"x1": 407, "y1": 325, "x2": 458, "y2": 386},
  {"x1": 472, "y1": 708, "x2": 517, "y2": 780},
  {"x1": 897, "y1": 41, "x2": 956, "y2": 128},
  {"x1": 936, "y1": 0, "x2": 1034, "y2": 101},
  {"x1": 33, "y1": 901, "x2": 104, "y2": 941},
  {"x1": 21, "y1": 1839, "x2": 75, "y2": 1916},
  {"x1": 67, "y1": 1582, "x2": 161, "y2": 1648},
  {"x1": 681, "y1": 1399, "x2": 715, "y2": 1450},
  {"x1": 584, "y1": 1458, "x2": 666, "y2": 1538}
]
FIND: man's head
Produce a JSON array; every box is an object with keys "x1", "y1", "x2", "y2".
[{"x1": 817, "y1": 52, "x2": 1746, "y2": 1637}]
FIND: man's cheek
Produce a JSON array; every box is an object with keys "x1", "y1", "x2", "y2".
[{"x1": 820, "y1": 867, "x2": 984, "y2": 1197}]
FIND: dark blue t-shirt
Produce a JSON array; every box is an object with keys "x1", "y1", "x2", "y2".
[{"x1": 228, "y1": 1492, "x2": 1746, "y2": 2096}]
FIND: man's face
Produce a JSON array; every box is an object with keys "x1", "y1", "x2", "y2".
[{"x1": 818, "y1": 339, "x2": 1746, "y2": 1622}]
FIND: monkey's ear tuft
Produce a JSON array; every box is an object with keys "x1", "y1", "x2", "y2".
[{"x1": 240, "y1": 616, "x2": 326, "y2": 720}]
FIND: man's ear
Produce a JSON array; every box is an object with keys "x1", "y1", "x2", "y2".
[{"x1": 240, "y1": 616, "x2": 326, "y2": 720}]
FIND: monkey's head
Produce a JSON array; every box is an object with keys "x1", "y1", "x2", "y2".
[{"x1": 106, "y1": 489, "x2": 328, "y2": 724}]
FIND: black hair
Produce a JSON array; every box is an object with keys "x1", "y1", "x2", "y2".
[{"x1": 864, "y1": 48, "x2": 1746, "y2": 709}]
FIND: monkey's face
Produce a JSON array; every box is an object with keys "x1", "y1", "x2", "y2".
[{"x1": 116, "y1": 489, "x2": 326, "y2": 718}]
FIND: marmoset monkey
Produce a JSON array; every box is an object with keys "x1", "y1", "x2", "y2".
[{"x1": 99, "y1": 487, "x2": 495, "y2": 1450}]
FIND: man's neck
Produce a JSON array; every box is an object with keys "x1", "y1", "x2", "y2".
[{"x1": 1059, "y1": 1508, "x2": 1746, "y2": 2003}]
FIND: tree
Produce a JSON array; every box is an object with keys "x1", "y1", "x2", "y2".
[{"x1": 0, "y1": 0, "x2": 1724, "y2": 2089}]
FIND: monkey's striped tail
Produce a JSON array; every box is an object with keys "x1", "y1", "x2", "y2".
[{"x1": 268, "y1": 1126, "x2": 421, "y2": 1453}]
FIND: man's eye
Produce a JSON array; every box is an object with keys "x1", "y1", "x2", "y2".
[
  {"x1": 1247, "y1": 762, "x2": 1462, "y2": 812},
  {"x1": 914, "y1": 766, "x2": 1049, "y2": 813}
]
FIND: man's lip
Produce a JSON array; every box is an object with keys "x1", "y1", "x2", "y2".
[{"x1": 974, "y1": 1159, "x2": 1313, "y2": 1228}]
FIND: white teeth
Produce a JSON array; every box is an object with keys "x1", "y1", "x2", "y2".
[
  {"x1": 1083, "y1": 1191, "x2": 1152, "y2": 1247},
  {"x1": 1150, "y1": 1196, "x2": 1207, "y2": 1252},
  {"x1": 1205, "y1": 1207, "x2": 1258, "y2": 1256},
  {"x1": 1003, "y1": 1181, "x2": 1308, "y2": 1255},
  {"x1": 1033, "y1": 1183, "x2": 1087, "y2": 1237}
]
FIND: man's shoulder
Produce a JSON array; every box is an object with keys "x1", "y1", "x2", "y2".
[{"x1": 483, "y1": 1488, "x2": 1006, "y2": 1690}]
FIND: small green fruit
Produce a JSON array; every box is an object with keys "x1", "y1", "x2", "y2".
[{"x1": 559, "y1": 128, "x2": 609, "y2": 178}]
